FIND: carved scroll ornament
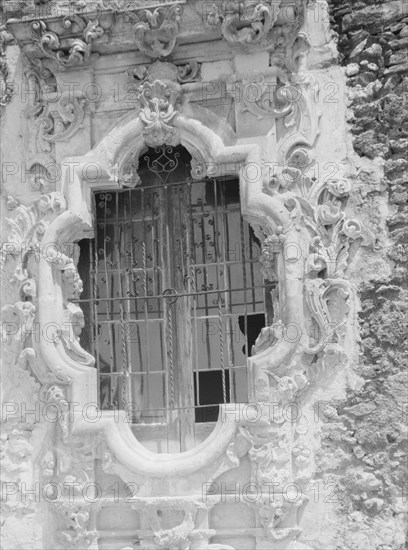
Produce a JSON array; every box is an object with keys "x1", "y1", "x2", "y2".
[
  {"x1": 1, "y1": 192, "x2": 67, "y2": 267},
  {"x1": 129, "y1": 60, "x2": 201, "y2": 85},
  {"x1": 206, "y1": 0, "x2": 281, "y2": 45},
  {"x1": 126, "y1": 4, "x2": 183, "y2": 58},
  {"x1": 2, "y1": 192, "x2": 93, "y2": 384},
  {"x1": 235, "y1": 74, "x2": 299, "y2": 126},
  {"x1": 257, "y1": 153, "x2": 362, "y2": 396},
  {"x1": 35, "y1": 93, "x2": 86, "y2": 152},
  {"x1": 136, "y1": 79, "x2": 182, "y2": 146},
  {"x1": 30, "y1": 15, "x2": 104, "y2": 69}
]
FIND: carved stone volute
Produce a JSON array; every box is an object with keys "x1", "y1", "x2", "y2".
[
  {"x1": 29, "y1": 16, "x2": 104, "y2": 70},
  {"x1": 206, "y1": 0, "x2": 281, "y2": 45}
]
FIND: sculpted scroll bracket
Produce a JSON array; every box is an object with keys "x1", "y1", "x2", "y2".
[
  {"x1": 128, "y1": 60, "x2": 201, "y2": 86},
  {"x1": 29, "y1": 15, "x2": 104, "y2": 70},
  {"x1": 206, "y1": 0, "x2": 281, "y2": 46},
  {"x1": 125, "y1": 4, "x2": 183, "y2": 58},
  {"x1": 204, "y1": 0, "x2": 309, "y2": 74}
]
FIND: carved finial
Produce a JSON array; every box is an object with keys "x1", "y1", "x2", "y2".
[{"x1": 136, "y1": 77, "x2": 182, "y2": 146}]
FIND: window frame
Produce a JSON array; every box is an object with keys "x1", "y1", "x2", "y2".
[
  {"x1": 76, "y1": 146, "x2": 274, "y2": 451},
  {"x1": 35, "y1": 107, "x2": 303, "y2": 470}
]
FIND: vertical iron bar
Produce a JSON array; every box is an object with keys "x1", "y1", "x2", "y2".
[
  {"x1": 221, "y1": 181, "x2": 235, "y2": 403},
  {"x1": 102, "y1": 194, "x2": 116, "y2": 408},
  {"x1": 117, "y1": 219, "x2": 130, "y2": 409},
  {"x1": 141, "y1": 187, "x2": 151, "y2": 415},
  {"x1": 199, "y1": 187, "x2": 211, "y2": 371},
  {"x1": 248, "y1": 228, "x2": 257, "y2": 311},
  {"x1": 189, "y1": 181, "x2": 200, "y2": 410},
  {"x1": 239, "y1": 207, "x2": 249, "y2": 375},
  {"x1": 218, "y1": 180, "x2": 236, "y2": 404},
  {"x1": 129, "y1": 188, "x2": 143, "y2": 418},
  {"x1": 91, "y1": 237, "x2": 101, "y2": 404},
  {"x1": 158, "y1": 183, "x2": 169, "y2": 423}
]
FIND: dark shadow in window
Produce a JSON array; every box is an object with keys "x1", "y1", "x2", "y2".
[
  {"x1": 194, "y1": 370, "x2": 231, "y2": 423},
  {"x1": 238, "y1": 313, "x2": 266, "y2": 357}
]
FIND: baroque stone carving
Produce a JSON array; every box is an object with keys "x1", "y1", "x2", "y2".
[
  {"x1": 129, "y1": 61, "x2": 201, "y2": 85},
  {"x1": 30, "y1": 15, "x2": 104, "y2": 69},
  {"x1": 150, "y1": 508, "x2": 195, "y2": 549},
  {"x1": 206, "y1": 0, "x2": 281, "y2": 45},
  {"x1": 258, "y1": 156, "x2": 362, "y2": 382},
  {"x1": 0, "y1": 28, "x2": 14, "y2": 107},
  {"x1": 136, "y1": 78, "x2": 182, "y2": 146},
  {"x1": 126, "y1": 4, "x2": 183, "y2": 58},
  {"x1": 1, "y1": 192, "x2": 67, "y2": 268},
  {"x1": 39, "y1": 385, "x2": 99, "y2": 549},
  {"x1": 21, "y1": 58, "x2": 59, "y2": 168},
  {"x1": 2, "y1": 4, "x2": 365, "y2": 546},
  {"x1": 234, "y1": 73, "x2": 299, "y2": 126},
  {"x1": 53, "y1": 502, "x2": 97, "y2": 550},
  {"x1": 248, "y1": 68, "x2": 362, "y2": 405},
  {"x1": 35, "y1": 93, "x2": 86, "y2": 151},
  {"x1": 235, "y1": 405, "x2": 309, "y2": 544},
  {"x1": 2, "y1": 192, "x2": 93, "y2": 379}
]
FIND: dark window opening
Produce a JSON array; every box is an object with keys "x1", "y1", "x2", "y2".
[
  {"x1": 238, "y1": 313, "x2": 266, "y2": 357},
  {"x1": 194, "y1": 370, "x2": 231, "y2": 423}
]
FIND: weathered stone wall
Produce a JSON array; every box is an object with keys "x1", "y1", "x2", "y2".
[{"x1": 319, "y1": 0, "x2": 408, "y2": 547}]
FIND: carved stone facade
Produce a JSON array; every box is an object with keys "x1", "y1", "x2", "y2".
[{"x1": 1, "y1": 0, "x2": 406, "y2": 549}]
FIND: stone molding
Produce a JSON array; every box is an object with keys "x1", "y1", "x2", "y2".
[{"x1": 6, "y1": 0, "x2": 308, "y2": 71}]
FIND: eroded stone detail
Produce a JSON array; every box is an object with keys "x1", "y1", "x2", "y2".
[
  {"x1": 126, "y1": 4, "x2": 183, "y2": 58},
  {"x1": 206, "y1": 0, "x2": 281, "y2": 45},
  {"x1": 236, "y1": 75, "x2": 298, "y2": 124},
  {"x1": 35, "y1": 93, "x2": 86, "y2": 150},
  {"x1": 0, "y1": 28, "x2": 14, "y2": 107},
  {"x1": 136, "y1": 78, "x2": 182, "y2": 146},
  {"x1": 30, "y1": 16, "x2": 104, "y2": 69},
  {"x1": 1, "y1": 192, "x2": 67, "y2": 268},
  {"x1": 129, "y1": 60, "x2": 201, "y2": 85},
  {"x1": 316, "y1": 2, "x2": 408, "y2": 547}
]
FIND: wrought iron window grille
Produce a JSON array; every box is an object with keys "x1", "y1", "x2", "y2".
[{"x1": 76, "y1": 145, "x2": 274, "y2": 451}]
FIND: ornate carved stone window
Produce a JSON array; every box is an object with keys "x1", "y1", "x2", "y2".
[{"x1": 78, "y1": 145, "x2": 273, "y2": 452}]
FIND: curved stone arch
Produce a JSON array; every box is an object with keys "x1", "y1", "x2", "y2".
[{"x1": 37, "y1": 103, "x2": 306, "y2": 473}]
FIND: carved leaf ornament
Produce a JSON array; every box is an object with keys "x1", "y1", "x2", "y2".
[
  {"x1": 137, "y1": 78, "x2": 182, "y2": 146},
  {"x1": 207, "y1": 0, "x2": 281, "y2": 45},
  {"x1": 130, "y1": 4, "x2": 183, "y2": 58},
  {"x1": 31, "y1": 16, "x2": 104, "y2": 69}
]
